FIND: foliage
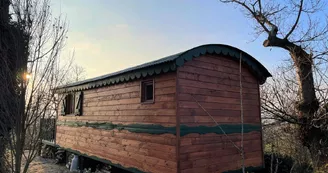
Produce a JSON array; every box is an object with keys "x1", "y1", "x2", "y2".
[{"x1": 261, "y1": 153, "x2": 313, "y2": 173}]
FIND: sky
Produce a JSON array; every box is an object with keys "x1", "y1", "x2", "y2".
[{"x1": 52, "y1": 0, "x2": 288, "y2": 79}]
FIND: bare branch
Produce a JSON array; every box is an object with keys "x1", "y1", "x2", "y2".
[
  {"x1": 220, "y1": 0, "x2": 270, "y2": 33},
  {"x1": 285, "y1": 0, "x2": 304, "y2": 39}
]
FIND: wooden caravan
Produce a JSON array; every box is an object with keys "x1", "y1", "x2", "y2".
[{"x1": 54, "y1": 44, "x2": 271, "y2": 173}]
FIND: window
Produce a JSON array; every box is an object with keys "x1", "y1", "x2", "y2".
[
  {"x1": 141, "y1": 80, "x2": 154, "y2": 103},
  {"x1": 65, "y1": 93, "x2": 75, "y2": 114},
  {"x1": 61, "y1": 92, "x2": 83, "y2": 116}
]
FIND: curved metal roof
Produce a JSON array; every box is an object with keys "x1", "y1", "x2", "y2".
[{"x1": 55, "y1": 44, "x2": 271, "y2": 93}]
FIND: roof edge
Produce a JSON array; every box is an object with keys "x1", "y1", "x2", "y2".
[
  {"x1": 55, "y1": 44, "x2": 271, "y2": 93},
  {"x1": 175, "y1": 44, "x2": 271, "y2": 83}
]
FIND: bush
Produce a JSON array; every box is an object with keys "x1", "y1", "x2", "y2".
[{"x1": 252, "y1": 153, "x2": 313, "y2": 173}]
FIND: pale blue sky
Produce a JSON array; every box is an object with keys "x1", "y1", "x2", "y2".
[{"x1": 53, "y1": 0, "x2": 287, "y2": 78}]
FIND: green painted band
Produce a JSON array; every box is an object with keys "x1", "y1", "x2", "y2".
[
  {"x1": 180, "y1": 124, "x2": 261, "y2": 136},
  {"x1": 57, "y1": 121, "x2": 261, "y2": 136},
  {"x1": 57, "y1": 121, "x2": 177, "y2": 134}
]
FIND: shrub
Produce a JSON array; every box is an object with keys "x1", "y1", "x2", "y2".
[{"x1": 252, "y1": 153, "x2": 313, "y2": 173}]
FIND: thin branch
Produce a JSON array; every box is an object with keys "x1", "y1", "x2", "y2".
[
  {"x1": 285, "y1": 0, "x2": 304, "y2": 39},
  {"x1": 220, "y1": 0, "x2": 270, "y2": 33}
]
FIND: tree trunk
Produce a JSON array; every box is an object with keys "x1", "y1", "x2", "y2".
[
  {"x1": 290, "y1": 49, "x2": 319, "y2": 114},
  {"x1": 0, "y1": 0, "x2": 11, "y2": 172},
  {"x1": 300, "y1": 121, "x2": 328, "y2": 169},
  {"x1": 263, "y1": 36, "x2": 326, "y2": 169},
  {"x1": 289, "y1": 48, "x2": 328, "y2": 168},
  {"x1": 263, "y1": 37, "x2": 319, "y2": 113}
]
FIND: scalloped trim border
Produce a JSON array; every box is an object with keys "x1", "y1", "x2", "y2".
[{"x1": 55, "y1": 44, "x2": 271, "y2": 93}]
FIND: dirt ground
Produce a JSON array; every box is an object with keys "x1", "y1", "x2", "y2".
[{"x1": 26, "y1": 156, "x2": 70, "y2": 173}]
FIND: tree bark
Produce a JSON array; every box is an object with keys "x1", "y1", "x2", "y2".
[
  {"x1": 263, "y1": 36, "x2": 318, "y2": 111},
  {"x1": 290, "y1": 50, "x2": 319, "y2": 114},
  {"x1": 0, "y1": 0, "x2": 11, "y2": 172}
]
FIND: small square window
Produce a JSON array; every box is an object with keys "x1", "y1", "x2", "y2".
[
  {"x1": 61, "y1": 92, "x2": 83, "y2": 116},
  {"x1": 141, "y1": 80, "x2": 154, "y2": 103}
]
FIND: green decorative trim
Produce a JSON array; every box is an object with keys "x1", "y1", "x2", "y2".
[
  {"x1": 223, "y1": 166, "x2": 264, "y2": 173},
  {"x1": 55, "y1": 62, "x2": 177, "y2": 93},
  {"x1": 175, "y1": 44, "x2": 271, "y2": 84},
  {"x1": 57, "y1": 121, "x2": 177, "y2": 135},
  {"x1": 180, "y1": 124, "x2": 261, "y2": 136},
  {"x1": 57, "y1": 121, "x2": 261, "y2": 136},
  {"x1": 42, "y1": 141, "x2": 147, "y2": 173},
  {"x1": 55, "y1": 44, "x2": 271, "y2": 93}
]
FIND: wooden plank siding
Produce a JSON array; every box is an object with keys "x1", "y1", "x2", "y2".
[
  {"x1": 56, "y1": 54, "x2": 264, "y2": 173},
  {"x1": 58, "y1": 73, "x2": 177, "y2": 126},
  {"x1": 57, "y1": 72, "x2": 178, "y2": 173},
  {"x1": 177, "y1": 55, "x2": 263, "y2": 173},
  {"x1": 56, "y1": 127, "x2": 177, "y2": 173}
]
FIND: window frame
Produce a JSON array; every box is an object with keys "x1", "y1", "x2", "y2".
[
  {"x1": 140, "y1": 79, "x2": 155, "y2": 104},
  {"x1": 65, "y1": 93, "x2": 75, "y2": 115},
  {"x1": 61, "y1": 91, "x2": 83, "y2": 116}
]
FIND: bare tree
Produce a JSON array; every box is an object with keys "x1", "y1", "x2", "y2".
[
  {"x1": 71, "y1": 62, "x2": 86, "y2": 82},
  {"x1": 0, "y1": 0, "x2": 27, "y2": 171},
  {"x1": 219, "y1": 0, "x2": 328, "y2": 169},
  {"x1": 0, "y1": 0, "x2": 72, "y2": 172},
  {"x1": 261, "y1": 62, "x2": 328, "y2": 171},
  {"x1": 261, "y1": 64, "x2": 300, "y2": 124}
]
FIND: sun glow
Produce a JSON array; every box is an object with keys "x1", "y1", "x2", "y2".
[{"x1": 25, "y1": 73, "x2": 32, "y2": 80}]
